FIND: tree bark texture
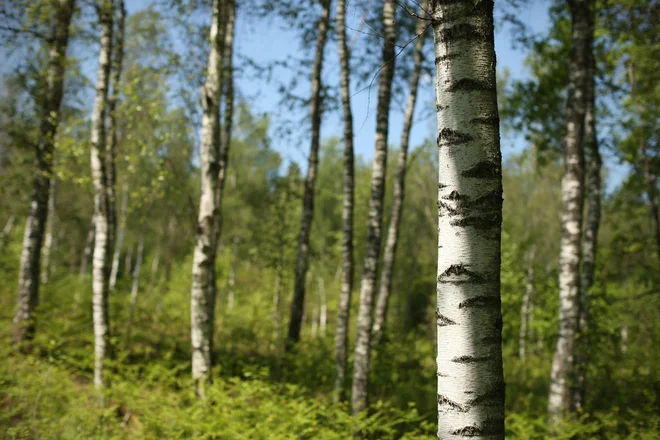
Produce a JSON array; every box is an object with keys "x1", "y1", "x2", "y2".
[
  {"x1": 431, "y1": 0, "x2": 505, "y2": 437},
  {"x1": 79, "y1": 217, "x2": 95, "y2": 279},
  {"x1": 41, "y1": 173, "x2": 56, "y2": 283},
  {"x1": 548, "y1": 0, "x2": 591, "y2": 424},
  {"x1": 351, "y1": 0, "x2": 396, "y2": 415},
  {"x1": 334, "y1": 0, "x2": 355, "y2": 403},
  {"x1": 287, "y1": 0, "x2": 331, "y2": 345},
  {"x1": 13, "y1": 0, "x2": 76, "y2": 345},
  {"x1": 191, "y1": 0, "x2": 223, "y2": 398},
  {"x1": 372, "y1": 4, "x2": 427, "y2": 344},
  {"x1": 90, "y1": 0, "x2": 114, "y2": 391}
]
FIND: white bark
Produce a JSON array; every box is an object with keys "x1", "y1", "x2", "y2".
[
  {"x1": 319, "y1": 278, "x2": 326, "y2": 337},
  {"x1": 191, "y1": 0, "x2": 223, "y2": 398},
  {"x1": 41, "y1": 174, "x2": 56, "y2": 283},
  {"x1": 129, "y1": 233, "x2": 145, "y2": 306},
  {"x1": 548, "y1": 0, "x2": 591, "y2": 424},
  {"x1": 351, "y1": 0, "x2": 396, "y2": 415},
  {"x1": 431, "y1": 0, "x2": 505, "y2": 437},
  {"x1": 0, "y1": 215, "x2": 16, "y2": 247},
  {"x1": 79, "y1": 217, "x2": 95, "y2": 280},
  {"x1": 90, "y1": 0, "x2": 114, "y2": 391}
]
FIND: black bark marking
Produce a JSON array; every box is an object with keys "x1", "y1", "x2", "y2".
[
  {"x1": 437, "y1": 371, "x2": 449, "y2": 377},
  {"x1": 450, "y1": 215, "x2": 500, "y2": 230},
  {"x1": 438, "y1": 182, "x2": 448, "y2": 190},
  {"x1": 435, "y1": 53, "x2": 458, "y2": 65},
  {"x1": 462, "y1": 161, "x2": 501, "y2": 178},
  {"x1": 446, "y1": 78, "x2": 496, "y2": 93},
  {"x1": 438, "y1": 128, "x2": 473, "y2": 146},
  {"x1": 466, "y1": 382, "x2": 505, "y2": 407},
  {"x1": 436, "y1": 309, "x2": 457, "y2": 326},
  {"x1": 439, "y1": 264, "x2": 486, "y2": 284},
  {"x1": 443, "y1": 190, "x2": 464, "y2": 201},
  {"x1": 450, "y1": 418, "x2": 505, "y2": 437},
  {"x1": 471, "y1": 115, "x2": 500, "y2": 126},
  {"x1": 436, "y1": 23, "x2": 489, "y2": 44},
  {"x1": 438, "y1": 394, "x2": 466, "y2": 412},
  {"x1": 436, "y1": 103, "x2": 447, "y2": 112},
  {"x1": 459, "y1": 295, "x2": 499, "y2": 309},
  {"x1": 451, "y1": 355, "x2": 492, "y2": 364}
]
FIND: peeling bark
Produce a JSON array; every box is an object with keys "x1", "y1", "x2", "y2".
[
  {"x1": 287, "y1": 0, "x2": 331, "y2": 345},
  {"x1": 13, "y1": 0, "x2": 75, "y2": 344},
  {"x1": 431, "y1": 0, "x2": 505, "y2": 437},
  {"x1": 351, "y1": 0, "x2": 396, "y2": 415}
]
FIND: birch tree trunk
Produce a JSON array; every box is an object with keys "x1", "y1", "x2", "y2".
[
  {"x1": 109, "y1": 183, "x2": 128, "y2": 290},
  {"x1": 149, "y1": 246, "x2": 160, "y2": 286},
  {"x1": 334, "y1": 0, "x2": 355, "y2": 403},
  {"x1": 191, "y1": 0, "x2": 223, "y2": 398},
  {"x1": 129, "y1": 233, "x2": 145, "y2": 307},
  {"x1": 227, "y1": 235, "x2": 237, "y2": 311},
  {"x1": 106, "y1": 0, "x2": 125, "y2": 260},
  {"x1": 90, "y1": 0, "x2": 114, "y2": 391},
  {"x1": 573, "y1": 19, "x2": 599, "y2": 412},
  {"x1": 372, "y1": 4, "x2": 427, "y2": 344},
  {"x1": 287, "y1": 0, "x2": 331, "y2": 345},
  {"x1": 1, "y1": 215, "x2": 16, "y2": 248},
  {"x1": 79, "y1": 218, "x2": 95, "y2": 280},
  {"x1": 431, "y1": 0, "x2": 505, "y2": 437},
  {"x1": 519, "y1": 246, "x2": 535, "y2": 361},
  {"x1": 350, "y1": 0, "x2": 396, "y2": 415},
  {"x1": 548, "y1": 0, "x2": 591, "y2": 424},
  {"x1": 13, "y1": 0, "x2": 75, "y2": 344},
  {"x1": 41, "y1": 174, "x2": 56, "y2": 283}
]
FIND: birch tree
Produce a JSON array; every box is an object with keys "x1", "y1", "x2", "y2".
[
  {"x1": 334, "y1": 0, "x2": 355, "y2": 402},
  {"x1": 548, "y1": 0, "x2": 592, "y2": 423},
  {"x1": 372, "y1": 4, "x2": 428, "y2": 344},
  {"x1": 90, "y1": 0, "x2": 114, "y2": 391},
  {"x1": 109, "y1": 183, "x2": 128, "y2": 290},
  {"x1": 287, "y1": 0, "x2": 331, "y2": 345},
  {"x1": 351, "y1": 0, "x2": 396, "y2": 415},
  {"x1": 41, "y1": 174, "x2": 56, "y2": 283},
  {"x1": 519, "y1": 246, "x2": 535, "y2": 360},
  {"x1": 13, "y1": 0, "x2": 76, "y2": 344},
  {"x1": 431, "y1": 0, "x2": 505, "y2": 437},
  {"x1": 191, "y1": 0, "x2": 223, "y2": 398}
]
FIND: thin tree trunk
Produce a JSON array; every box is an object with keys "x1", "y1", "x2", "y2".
[
  {"x1": 109, "y1": 183, "x2": 128, "y2": 290},
  {"x1": 0, "y1": 215, "x2": 16, "y2": 248},
  {"x1": 372, "y1": 4, "x2": 427, "y2": 344},
  {"x1": 79, "y1": 217, "x2": 95, "y2": 280},
  {"x1": 129, "y1": 233, "x2": 145, "y2": 307},
  {"x1": 106, "y1": 0, "x2": 125, "y2": 261},
  {"x1": 548, "y1": 0, "x2": 591, "y2": 424},
  {"x1": 125, "y1": 231, "x2": 145, "y2": 344},
  {"x1": 334, "y1": 0, "x2": 355, "y2": 403},
  {"x1": 287, "y1": 0, "x2": 331, "y2": 346},
  {"x1": 149, "y1": 246, "x2": 160, "y2": 286},
  {"x1": 520, "y1": 246, "x2": 536, "y2": 361},
  {"x1": 41, "y1": 174, "x2": 56, "y2": 283},
  {"x1": 627, "y1": 62, "x2": 660, "y2": 264},
  {"x1": 574, "y1": 20, "x2": 599, "y2": 412},
  {"x1": 13, "y1": 0, "x2": 75, "y2": 344},
  {"x1": 191, "y1": 0, "x2": 223, "y2": 398},
  {"x1": 227, "y1": 235, "x2": 237, "y2": 311},
  {"x1": 311, "y1": 295, "x2": 319, "y2": 339},
  {"x1": 431, "y1": 0, "x2": 505, "y2": 437},
  {"x1": 351, "y1": 0, "x2": 396, "y2": 415},
  {"x1": 90, "y1": 0, "x2": 114, "y2": 391},
  {"x1": 319, "y1": 277, "x2": 326, "y2": 337}
]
